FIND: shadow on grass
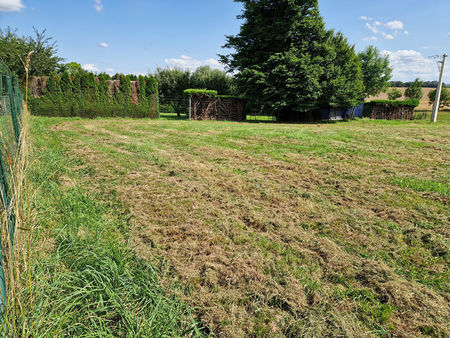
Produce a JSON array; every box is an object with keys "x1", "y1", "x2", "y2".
[{"x1": 159, "y1": 113, "x2": 189, "y2": 121}]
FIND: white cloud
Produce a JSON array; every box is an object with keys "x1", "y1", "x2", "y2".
[
  {"x1": 382, "y1": 32, "x2": 395, "y2": 40},
  {"x1": 363, "y1": 36, "x2": 378, "y2": 42},
  {"x1": 421, "y1": 46, "x2": 439, "y2": 50},
  {"x1": 82, "y1": 64, "x2": 100, "y2": 73},
  {"x1": 99, "y1": 42, "x2": 109, "y2": 48},
  {"x1": 383, "y1": 49, "x2": 449, "y2": 82},
  {"x1": 105, "y1": 68, "x2": 115, "y2": 73},
  {"x1": 365, "y1": 22, "x2": 379, "y2": 34},
  {"x1": 164, "y1": 55, "x2": 223, "y2": 70},
  {"x1": 385, "y1": 20, "x2": 404, "y2": 30},
  {"x1": 94, "y1": 0, "x2": 103, "y2": 12},
  {"x1": 360, "y1": 16, "x2": 370, "y2": 21},
  {"x1": 448, "y1": 32, "x2": 450, "y2": 37},
  {"x1": 0, "y1": 0, "x2": 25, "y2": 12},
  {"x1": 363, "y1": 19, "x2": 409, "y2": 41}
]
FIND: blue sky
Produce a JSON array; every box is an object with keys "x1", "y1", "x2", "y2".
[{"x1": 0, "y1": 0, "x2": 449, "y2": 82}]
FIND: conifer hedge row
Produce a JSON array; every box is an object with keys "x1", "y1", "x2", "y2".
[{"x1": 30, "y1": 71, "x2": 159, "y2": 118}]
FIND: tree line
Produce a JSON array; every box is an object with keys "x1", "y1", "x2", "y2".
[{"x1": 390, "y1": 81, "x2": 446, "y2": 88}]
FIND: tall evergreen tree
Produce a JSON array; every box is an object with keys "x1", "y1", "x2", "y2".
[
  {"x1": 138, "y1": 75, "x2": 146, "y2": 104},
  {"x1": 220, "y1": 0, "x2": 364, "y2": 120},
  {"x1": 60, "y1": 70, "x2": 73, "y2": 95},
  {"x1": 119, "y1": 74, "x2": 131, "y2": 105}
]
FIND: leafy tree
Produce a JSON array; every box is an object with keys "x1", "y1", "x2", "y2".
[
  {"x1": 190, "y1": 66, "x2": 235, "y2": 95},
  {"x1": 220, "y1": 0, "x2": 363, "y2": 120},
  {"x1": 428, "y1": 87, "x2": 450, "y2": 108},
  {"x1": 0, "y1": 27, "x2": 63, "y2": 82},
  {"x1": 321, "y1": 32, "x2": 364, "y2": 109},
  {"x1": 155, "y1": 67, "x2": 191, "y2": 117},
  {"x1": 387, "y1": 88, "x2": 402, "y2": 100},
  {"x1": 405, "y1": 78, "x2": 423, "y2": 100},
  {"x1": 358, "y1": 46, "x2": 392, "y2": 97}
]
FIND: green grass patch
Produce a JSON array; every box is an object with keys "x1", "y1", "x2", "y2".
[
  {"x1": 19, "y1": 118, "x2": 204, "y2": 336},
  {"x1": 390, "y1": 176, "x2": 449, "y2": 196}
]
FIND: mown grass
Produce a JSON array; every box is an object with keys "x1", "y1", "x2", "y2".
[
  {"x1": 16, "y1": 118, "x2": 204, "y2": 336},
  {"x1": 26, "y1": 113, "x2": 449, "y2": 337}
]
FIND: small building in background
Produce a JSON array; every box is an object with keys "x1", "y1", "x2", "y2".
[
  {"x1": 320, "y1": 103, "x2": 365, "y2": 120},
  {"x1": 185, "y1": 89, "x2": 247, "y2": 122}
]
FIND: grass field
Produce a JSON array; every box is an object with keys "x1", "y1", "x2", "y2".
[{"x1": 29, "y1": 114, "x2": 449, "y2": 337}]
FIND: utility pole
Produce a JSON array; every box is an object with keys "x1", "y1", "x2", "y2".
[{"x1": 431, "y1": 54, "x2": 447, "y2": 123}]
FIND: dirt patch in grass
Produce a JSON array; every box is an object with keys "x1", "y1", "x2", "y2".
[{"x1": 40, "y1": 117, "x2": 450, "y2": 337}]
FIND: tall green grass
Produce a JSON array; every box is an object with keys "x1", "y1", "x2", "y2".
[{"x1": 7, "y1": 117, "x2": 204, "y2": 336}]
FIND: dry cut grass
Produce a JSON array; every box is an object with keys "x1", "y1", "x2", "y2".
[{"x1": 32, "y1": 116, "x2": 449, "y2": 337}]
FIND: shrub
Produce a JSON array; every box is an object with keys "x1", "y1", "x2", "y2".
[
  {"x1": 405, "y1": 78, "x2": 423, "y2": 100},
  {"x1": 428, "y1": 87, "x2": 450, "y2": 108},
  {"x1": 387, "y1": 88, "x2": 402, "y2": 100}
]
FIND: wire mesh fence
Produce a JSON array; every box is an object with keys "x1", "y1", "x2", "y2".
[
  {"x1": 158, "y1": 96, "x2": 189, "y2": 116},
  {"x1": 0, "y1": 59, "x2": 23, "y2": 315}
]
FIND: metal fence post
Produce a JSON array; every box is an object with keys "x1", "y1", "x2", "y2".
[{"x1": 189, "y1": 97, "x2": 191, "y2": 120}]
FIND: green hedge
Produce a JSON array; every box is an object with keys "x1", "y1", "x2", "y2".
[
  {"x1": 368, "y1": 99, "x2": 420, "y2": 107},
  {"x1": 183, "y1": 89, "x2": 244, "y2": 100},
  {"x1": 30, "y1": 72, "x2": 159, "y2": 118},
  {"x1": 183, "y1": 89, "x2": 218, "y2": 97}
]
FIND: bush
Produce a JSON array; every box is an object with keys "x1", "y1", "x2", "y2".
[
  {"x1": 405, "y1": 78, "x2": 423, "y2": 100},
  {"x1": 387, "y1": 88, "x2": 402, "y2": 100},
  {"x1": 428, "y1": 87, "x2": 450, "y2": 108}
]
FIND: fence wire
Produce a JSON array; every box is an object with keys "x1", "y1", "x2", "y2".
[{"x1": 0, "y1": 59, "x2": 22, "y2": 315}]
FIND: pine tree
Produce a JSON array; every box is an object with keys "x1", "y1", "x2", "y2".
[{"x1": 220, "y1": 0, "x2": 364, "y2": 120}]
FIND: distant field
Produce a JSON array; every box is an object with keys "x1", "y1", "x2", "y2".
[
  {"x1": 31, "y1": 115, "x2": 449, "y2": 336},
  {"x1": 368, "y1": 87, "x2": 434, "y2": 110}
]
